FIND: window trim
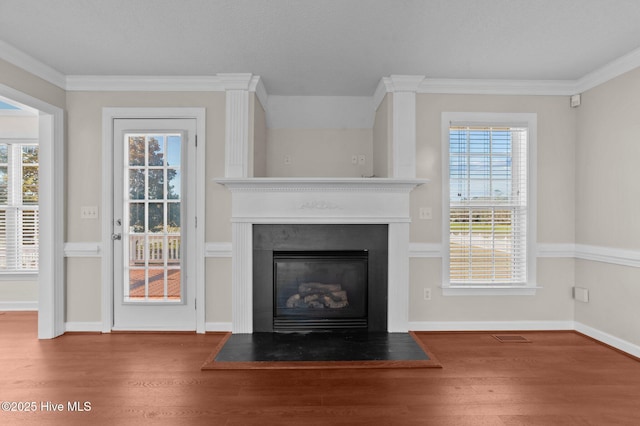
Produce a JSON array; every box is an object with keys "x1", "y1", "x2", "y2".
[
  {"x1": 0, "y1": 140, "x2": 39, "y2": 275},
  {"x1": 441, "y1": 112, "x2": 538, "y2": 296}
]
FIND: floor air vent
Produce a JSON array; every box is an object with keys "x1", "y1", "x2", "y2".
[{"x1": 492, "y1": 334, "x2": 531, "y2": 343}]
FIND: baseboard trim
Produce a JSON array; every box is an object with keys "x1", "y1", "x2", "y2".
[
  {"x1": 0, "y1": 301, "x2": 38, "y2": 311},
  {"x1": 409, "y1": 320, "x2": 574, "y2": 332},
  {"x1": 574, "y1": 322, "x2": 640, "y2": 359},
  {"x1": 65, "y1": 321, "x2": 104, "y2": 333},
  {"x1": 205, "y1": 322, "x2": 233, "y2": 332}
]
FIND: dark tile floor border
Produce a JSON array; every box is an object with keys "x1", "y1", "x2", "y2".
[{"x1": 201, "y1": 331, "x2": 442, "y2": 370}]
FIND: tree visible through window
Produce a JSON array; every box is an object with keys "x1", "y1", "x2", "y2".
[{"x1": 0, "y1": 143, "x2": 39, "y2": 272}]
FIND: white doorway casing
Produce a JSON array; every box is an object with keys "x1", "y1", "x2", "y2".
[
  {"x1": 102, "y1": 108, "x2": 206, "y2": 333},
  {"x1": 0, "y1": 84, "x2": 65, "y2": 339},
  {"x1": 216, "y1": 177, "x2": 426, "y2": 334}
]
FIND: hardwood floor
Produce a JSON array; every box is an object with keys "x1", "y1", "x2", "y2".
[{"x1": 2, "y1": 311, "x2": 640, "y2": 425}]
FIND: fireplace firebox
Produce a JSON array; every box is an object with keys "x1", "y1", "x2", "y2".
[
  {"x1": 253, "y1": 224, "x2": 388, "y2": 332},
  {"x1": 273, "y1": 251, "x2": 368, "y2": 330}
]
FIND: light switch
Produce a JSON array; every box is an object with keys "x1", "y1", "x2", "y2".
[
  {"x1": 81, "y1": 206, "x2": 99, "y2": 220},
  {"x1": 419, "y1": 207, "x2": 432, "y2": 220}
]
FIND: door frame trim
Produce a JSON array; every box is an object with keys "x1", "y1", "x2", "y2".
[
  {"x1": 102, "y1": 108, "x2": 206, "y2": 333},
  {"x1": 0, "y1": 84, "x2": 65, "y2": 339}
]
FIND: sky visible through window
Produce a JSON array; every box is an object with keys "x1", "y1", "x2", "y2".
[
  {"x1": 449, "y1": 128, "x2": 514, "y2": 203},
  {"x1": 0, "y1": 101, "x2": 20, "y2": 110},
  {"x1": 167, "y1": 135, "x2": 181, "y2": 194}
]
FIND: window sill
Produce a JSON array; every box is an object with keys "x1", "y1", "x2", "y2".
[{"x1": 441, "y1": 285, "x2": 541, "y2": 296}]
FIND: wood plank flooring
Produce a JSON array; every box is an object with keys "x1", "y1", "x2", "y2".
[{"x1": 2, "y1": 311, "x2": 640, "y2": 425}]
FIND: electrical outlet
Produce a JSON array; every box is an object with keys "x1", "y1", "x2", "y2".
[
  {"x1": 284, "y1": 155, "x2": 292, "y2": 165},
  {"x1": 423, "y1": 288, "x2": 431, "y2": 301},
  {"x1": 419, "y1": 207, "x2": 432, "y2": 220},
  {"x1": 351, "y1": 155, "x2": 358, "y2": 164},
  {"x1": 358, "y1": 154, "x2": 366, "y2": 165},
  {"x1": 80, "y1": 206, "x2": 99, "y2": 220}
]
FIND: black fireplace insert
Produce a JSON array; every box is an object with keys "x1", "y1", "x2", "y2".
[
  {"x1": 273, "y1": 250, "x2": 368, "y2": 330},
  {"x1": 253, "y1": 224, "x2": 388, "y2": 332}
]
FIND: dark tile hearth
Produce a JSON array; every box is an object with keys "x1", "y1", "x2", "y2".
[
  {"x1": 201, "y1": 332, "x2": 442, "y2": 369},
  {"x1": 218, "y1": 332, "x2": 428, "y2": 362}
]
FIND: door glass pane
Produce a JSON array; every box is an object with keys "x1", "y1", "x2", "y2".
[
  {"x1": 129, "y1": 170, "x2": 145, "y2": 200},
  {"x1": 129, "y1": 203, "x2": 144, "y2": 232},
  {"x1": 148, "y1": 136, "x2": 164, "y2": 166},
  {"x1": 148, "y1": 170, "x2": 164, "y2": 200},
  {"x1": 128, "y1": 268, "x2": 146, "y2": 300},
  {"x1": 128, "y1": 136, "x2": 145, "y2": 166},
  {"x1": 147, "y1": 268, "x2": 165, "y2": 299},
  {"x1": 167, "y1": 169, "x2": 180, "y2": 199},
  {"x1": 168, "y1": 202, "x2": 180, "y2": 229},
  {"x1": 124, "y1": 133, "x2": 182, "y2": 303},
  {"x1": 148, "y1": 203, "x2": 164, "y2": 233}
]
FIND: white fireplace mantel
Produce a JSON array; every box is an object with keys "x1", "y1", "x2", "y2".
[
  {"x1": 216, "y1": 177, "x2": 427, "y2": 333},
  {"x1": 217, "y1": 177, "x2": 426, "y2": 222}
]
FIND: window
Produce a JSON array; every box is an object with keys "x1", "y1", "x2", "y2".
[
  {"x1": 0, "y1": 143, "x2": 39, "y2": 273},
  {"x1": 442, "y1": 113, "x2": 536, "y2": 295}
]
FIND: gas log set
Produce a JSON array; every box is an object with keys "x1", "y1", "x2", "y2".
[{"x1": 285, "y1": 282, "x2": 349, "y2": 310}]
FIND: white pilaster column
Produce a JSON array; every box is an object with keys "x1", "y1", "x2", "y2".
[
  {"x1": 388, "y1": 222, "x2": 411, "y2": 332},
  {"x1": 231, "y1": 221, "x2": 253, "y2": 333},
  {"x1": 220, "y1": 73, "x2": 262, "y2": 178},
  {"x1": 388, "y1": 75, "x2": 424, "y2": 179}
]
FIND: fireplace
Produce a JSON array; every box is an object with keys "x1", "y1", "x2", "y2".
[
  {"x1": 253, "y1": 224, "x2": 388, "y2": 332},
  {"x1": 216, "y1": 177, "x2": 426, "y2": 333}
]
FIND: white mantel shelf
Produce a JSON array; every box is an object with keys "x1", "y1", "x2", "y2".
[{"x1": 215, "y1": 177, "x2": 428, "y2": 192}]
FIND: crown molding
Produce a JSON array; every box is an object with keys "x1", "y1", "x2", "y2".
[
  {"x1": 574, "y1": 46, "x2": 640, "y2": 94},
  {"x1": 373, "y1": 77, "x2": 392, "y2": 111},
  {"x1": 65, "y1": 73, "x2": 268, "y2": 94},
  {"x1": 387, "y1": 75, "x2": 426, "y2": 92},
  {"x1": 2, "y1": 39, "x2": 640, "y2": 97},
  {"x1": 217, "y1": 73, "x2": 255, "y2": 90},
  {"x1": 0, "y1": 41, "x2": 66, "y2": 89},
  {"x1": 66, "y1": 75, "x2": 226, "y2": 91},
  {"x1": 418, "y1": 78, "x2": 578, "y2": 96},
  {"x1": 373, "y1": 76, "x2": 578, "y2": 110},
  {"x1": 251, "y1": 76, "x2": 269, "y2": 109}
]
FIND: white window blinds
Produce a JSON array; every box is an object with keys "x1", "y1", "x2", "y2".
[
  {"x1": 0, "y1": 143, "x2": 39, "y2": 272},
  {"x1": 449, "y1": 125, "x2": 527, "y2": 284}
]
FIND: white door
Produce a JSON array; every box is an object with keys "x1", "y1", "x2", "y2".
[{"x1": 112, "y1": 118, "x2": 197, "y2": 330}]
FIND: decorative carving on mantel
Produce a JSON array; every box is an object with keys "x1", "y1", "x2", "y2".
[{"x1": 299, "y1": 200, "x2": 341, "y2": 210}]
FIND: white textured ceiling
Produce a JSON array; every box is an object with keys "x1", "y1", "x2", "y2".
[{"x1": 1, "y1": 0, "x2": 640, "y2": 96}]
